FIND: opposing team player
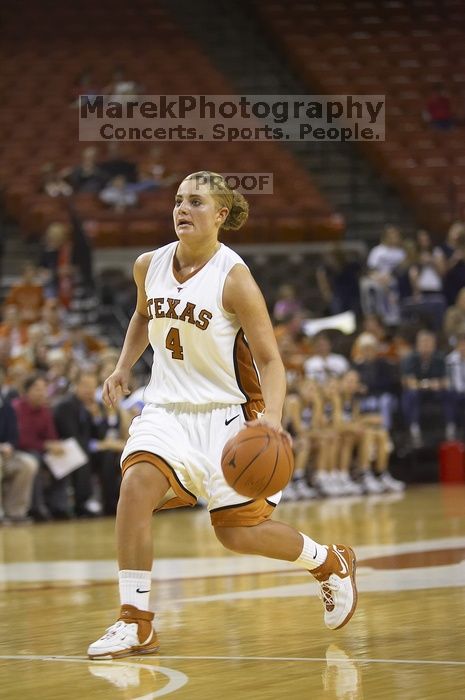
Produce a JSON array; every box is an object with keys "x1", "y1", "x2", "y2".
[{"x1": 88, "y1": 171, "x2": 357, "y2": 659}]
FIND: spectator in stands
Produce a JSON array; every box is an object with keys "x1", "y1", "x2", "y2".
[
  {"x1": 410, "y1": 230, "x2": 444, "y2": 297},
  {"x1": 0, "y1": 371, "x2": 39, "y2": 523},
  {"x1": 434, "y1": 222, "x2": 465, "y2": 306},
  {"x1": 1, "y1": 363, "x2": 28, "y2": 402},
  {"x1": 352, "y1": 313, "x2": 411, "y2": 363},
  {"x1": 393, "y1": 239, "x2": 416, "y2": 302},
  {"x1": 99, "y1": 175, "x2": 138, "y2": 212},
  {"x1": 401, "y1": 329, "x2": 451, "y2": 446},
  {"x1": 0, "y1": 306, "x2": 29, "y2": 365},
  {"x1": 39, "y1": 302, "x2": 69, "y2": 349},
  {"x1": 360, "y1": 225, "x2": 406, "y2": 325},
  {"x1": 63, "y1": 319, "x2": 107, "y2": 364},
  {"x1": 304, "y1": 331, "x2": 349, "y2": 383},
  {"x1": 339, "y1": 370, "x2": 404, "y2": 493},
  {"x1": 13, "y1": 374, "x2": 67, "y2": 521},
  {"x1": 53, "y1": 371, "x2": 102, "y2": 517},
  {"x1": 423, "y1": 84, "x2": 454, "y2": 130},
  {"x1": 282, "y1": 379, "x2": 323, "y2": 501},
  {"x1": 63, "y1": 147, "x2": 106, "y2": 194},
  {"x1": 92, "y1": 402, "x2": 129, "y2": 515},
  {"x1": 446, "y1": 331, "x2": 465, "y2": 439},
  {"x1": 46, "y1": 349, "x2": 71, "y2": 401},
  {"x1": 39, "y1": 163, "x2": 73, "y2": 198},
  {"x1": 272, "y1": 284, "x2": 302, "y2": 323},
  {"x1": 399, "y1": 230, "x2": 446, "y2": 331},
  {"x1": 353, "y1": 332, "x2": 398, "y2": 430},
  {"x1": 98, "y1": 142, "x2": 138, "y2": 184},
  {"x1": 316, "y1": 246, "x2": 362, "y2": 315},
  {"x1": 38, "y1": 222, "x2": 73, "y2": 305},
  {"x1": 104, "y1": 65, "x2": 144, "y2": 104},
  {"x1": 444, "y1": 287, "x2": 465, "y2": 342},
  {"x1": 5, "y1": 263, "x2": 45, "y2": 325},
  {"x1": 138, "y1": 146, "x2": 179, "y2": 191},
  {"x1": 70, "y1": 68, "x2": 99, "y2": 108}
]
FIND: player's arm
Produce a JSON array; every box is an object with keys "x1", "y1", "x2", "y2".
[
  {"x1": 103, "y1": 252, "x2": 153, "y2": 407},
  {"x1": 223, "y1": 264, "x2": 286, "y2": 431}
]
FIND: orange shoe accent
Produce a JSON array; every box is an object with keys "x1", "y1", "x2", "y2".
[
  {"x1": 311, "y1": 544, "x2": 358, "y2": 629},
  {"x1": 88, "y1": 605, "x2": 160, "y2": 660}
]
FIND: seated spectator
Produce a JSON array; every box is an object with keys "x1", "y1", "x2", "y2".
[
  {"x1": 39, "y1": 302, "x2": 69, "y2": 349},
  {"x1": 98, "y1": 142, "x2": 138, "y2": 184},
  {"x1": 92, "y1": 402, "x2": 129, "y2": 515},
  {"x1": 62, "y1": 147, "x2": 106, "y2": 194},
  {"x1": 423, "y1": 84, "x2": 454, "y2": 130},
  {"x1": 304, "y1": 331, "x2": 350, "y2": 384},
  {"x1": 410, "y1": 230, "x2": 444, "y2": 297},
  {"x1": 4, "y1": 263, "x2": 46, "y2": 325},
  {"x1": 0, "y1": 374, "x2": 39, "y2": 523},
  {"x1": 394, "y1": 239, "x2": 417, "y2": 302},
  {"x1": 138, "y1": 146, "x2": 179, "y2": 191},
  {"x1": 54, "y1": 371, "x2": 126, "y2": 517},
  {"x1": 281, "y1": 379, "x2": 324, "y2": 501},
  {"x1": 338, "y1": 371, "x2": 404, "y2": 493},
  {"x1": 272, "y1": 284, "x2": 303, "y2": 323},
  {"x1": 398, "y1": 230, "x2": 446, "y2": 331},
  {"x1": 38, "y1": 222, "x2": 73, "y2": 306},
  {"x1": 46, "y1": 349, "x2": 71, "y2": 401},
  {"x1": 444, "y1": 287, "x2": 465, "y2": 342},
  {"x1": 62, "y1": 320, "x2": 107, "y2": 364},
  {"x1": 39, "y1": 163, "x2": 73, "y2": 198},
  {"x1": 434, "y1": 221, "x2": 465, "y2": 306},
  {"x1": 53, "y1": 371, "x2": 102, "y2": 517},
  {"x1": 352, "y1": 332, "x2": 398, "y2": 430},
  {"x1": 1, "y1": 363, "x2": 28, "y2": 402},
  {"x1": 401, "y1": 329, "x2": 452, "y2": 446},
  {"x1": 13, "y1": 374, "x2": 67, "y2": 521},
  {"x1": 316, "y1": 246, "x2": 362, "y2": 315},
  {"x1": 99, "y1": 175, "x2": 138, "y2": 212},
  {"x1": 70, "y1": 68, "x2": 100, "y2": 108},
  {"x1": 445, "y1": 332, "x2": 465, "y2": 439},
  {"x1": 352, "y1": 314, "x2": 411, "y2": 363},
  {"x1": 0, "y1": 306, "x2": 29, "y2": 365},
  {"x1": 360, "y1": 225, "x2": 406, "y2": 325},
  {"x1": 104, "y1": 65, "x2": 143, "y2": 101}
]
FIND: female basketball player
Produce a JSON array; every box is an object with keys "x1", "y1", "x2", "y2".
[{"x1": 88, "y1": 172, "x2": 357, "y2": 659}]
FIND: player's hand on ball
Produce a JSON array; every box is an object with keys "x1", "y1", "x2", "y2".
[
  {"x1": 102, "y1": 369, "x2": 131, "y2": 408},
  {"x1": 246, "y1": 413, "x2": 293, "y2": 448}
]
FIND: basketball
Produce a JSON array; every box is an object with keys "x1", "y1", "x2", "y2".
[{"x1": 221, "y1": 424, "x2": 294, "y2": 499}]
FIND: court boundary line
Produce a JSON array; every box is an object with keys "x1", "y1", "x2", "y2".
[{"x1": 1, "y1": 654, "x2": 464, "y2": 667}]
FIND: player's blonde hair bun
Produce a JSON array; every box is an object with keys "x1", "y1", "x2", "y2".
[{"x1": 184, "y1": 171, "x2": 249, "y2": 231}]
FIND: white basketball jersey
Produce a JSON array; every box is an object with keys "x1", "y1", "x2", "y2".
[{"x1": 143, "y1": 242, "x2": 264, "y2": 415}]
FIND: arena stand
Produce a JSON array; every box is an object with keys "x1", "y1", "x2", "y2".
[
  {"x1": 254, "y1": 0, "x2": 465, "y2": 234},
  {"x1": 0, "y1": 0, "x2": 342, "y2": 247}
]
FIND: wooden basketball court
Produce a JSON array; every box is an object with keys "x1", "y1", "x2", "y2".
[{"x1": 1, "y1": 484, "x2": 464, "y2": 699}]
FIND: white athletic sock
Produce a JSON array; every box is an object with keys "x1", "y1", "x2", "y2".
[
  {"x1": 119, "y1": 569, "x2": 152, "y2": 611},
  {"x1": 294, "y1": 533, "x2": 328, "y2": 570}
]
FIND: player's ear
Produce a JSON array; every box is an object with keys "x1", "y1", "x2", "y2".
[{"x1": 216, "y1": 206, "x2": 229, "y2": 225}]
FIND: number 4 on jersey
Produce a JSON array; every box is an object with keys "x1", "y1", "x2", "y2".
[{"x1": 165, "y1": 327, "x2": 184, "y2": 360}]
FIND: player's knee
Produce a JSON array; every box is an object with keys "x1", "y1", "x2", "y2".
[
  {"x1": 119, "y1": 464, "x2": 168, "y2": 510},
  {"x1": 214, "y1": 526, "x2": 251, "y2": 553}
]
